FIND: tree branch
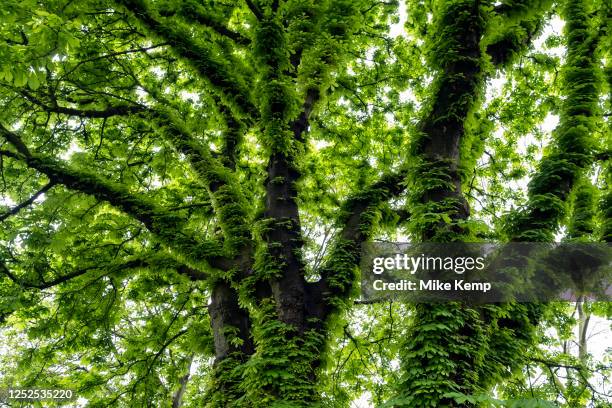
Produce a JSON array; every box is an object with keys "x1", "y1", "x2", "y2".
[
  {"x1": 161, "y1": 0, "x2": 250, "y2": 46},
  {"x1": 260, "y1": 87, "x2": 325, "y2": 328},
  {"x1": 0, "y1": 252, "x2": 207, "y2": 291},
  {"x1": 291, "y1": 88, "x2": 319, "y2": 143},
  {"x1": 0, "y1": 126, "x2": 31, "y2": 157},
  {"x1": 485, "y1": 0, "x2": 552, "y2": 67},
  {"x1": 0, "y1": 181, "x2": 55, "y2": 221},
  {"x1": 506, "y1": 0, "x2": 602, "y2": 241},
  {"x1": 313, "y1": 169, "x2": 408, "y2": 316},
  {"x1": 244, "y1": 0, "x2": 263, "y2": 20},
  {"x1": 149, "y1": 109, "x2": 252, "y2": 256},
  {"x1": 20, "y1": 90, "x2": 146, "y2": 118},
  {"x1": 0, "y1": 261, "x2": 95, "y2": 290},
  {"x1": 113, "y1": 0, "x2": 257, "y2": 119},
  {"x1": 336, "y1": 170, "x2": 408, "y2": 245},
  {"x1": 0, "y1": 123, "x2": 230, "y2": 272}
]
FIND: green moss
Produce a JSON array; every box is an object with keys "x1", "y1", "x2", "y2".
[
  {"x1": 238, "y1": 301, "x2": 325, "y2": 406},
  {"x1": 567, "y1": 178, "x2": 597, "y2": 240},
  {"x1": 489, "y1": 0, "x2": 605, "y2": 399},
  {"x1": 204, "y1": 353, "x2": 248, "y2": 407},
  {"x1": 504, "y1": 0, "x2": 601, "y2": 242}
]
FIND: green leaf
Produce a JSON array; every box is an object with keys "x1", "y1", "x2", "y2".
[{"x1": 27, "y1": 72, "x2": 40, "y2": 90}]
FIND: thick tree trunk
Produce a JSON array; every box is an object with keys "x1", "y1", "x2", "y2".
[
  {"x1": 393, "y1": 1, "x2": 491, "y2": 406},
  {"x1": 209, "y1": 281, "x2": 254, "y2": 360},
  {"x1": 265, "y1": 152, "x2": 308, "y2": 331},
  {"x1": 205, "y1": 280, "x2": 254, "y2": 405}
]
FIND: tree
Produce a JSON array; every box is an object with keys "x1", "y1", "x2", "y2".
[{"x1": 0, "y1": 0, "x2": 609, "y2": 407}]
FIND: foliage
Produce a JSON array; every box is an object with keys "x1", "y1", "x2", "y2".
[{"x1": 0, "y1": 0, "x2": 609, "y2": 407}]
